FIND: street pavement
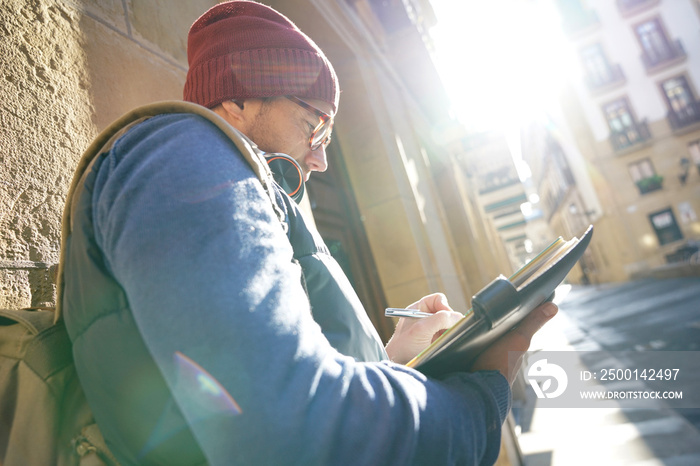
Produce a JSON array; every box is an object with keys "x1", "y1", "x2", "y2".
[{"x1": 513, "y1": 277, "x2": 700, "y2": 466}]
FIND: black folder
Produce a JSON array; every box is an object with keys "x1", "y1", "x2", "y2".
[{"x1": 407, "y1": 226, "x2": 594, "y2": 377}]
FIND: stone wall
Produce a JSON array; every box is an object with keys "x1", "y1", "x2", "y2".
[{"x1": 1, "y1": 0, "x2": 213, "y2": 308}]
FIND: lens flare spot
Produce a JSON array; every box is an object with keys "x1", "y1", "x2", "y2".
[
  {"x1": 174, "y1": 351, "x2": 242, "y2": 417},
  {"x1": 196, "y1": 373, "x2": 221, "y2": 397}
]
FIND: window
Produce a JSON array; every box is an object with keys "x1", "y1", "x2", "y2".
[
  {"x1": 628, "y1": 159, "x2": 655, "y2": 182},
  {"x1": 635, "y1": 18, "x2": 683, "y2": 69},
  {"x1": 605, "y1": 99, "x2": 634, "y2": 132},
  {"x1": 636, "y1": 19, "x2": 670, "y2": 61},
  {"x1": 580, "y1": 44, "x2": 622, "y2": 89},
  {"x1": 629, "y1": 158, "x2": 663, "y2": 194},
  {"x1": 649, "y1": 208, "x2": 683, "y2": 245},
  {"x1": 604, "y1": 98, "x2": 649, "y2": 150},
  {"x1": 661, "y1": 76, "x2": 700, "y2": 129}
]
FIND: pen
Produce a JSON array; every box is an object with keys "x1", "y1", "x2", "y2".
[{"x1": 384, "y1": 308, "x2": 433, "y2": 319}]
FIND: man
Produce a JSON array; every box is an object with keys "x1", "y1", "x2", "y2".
[{"x1": 62, "y1": 1, "x2": 557, "y2": 464}]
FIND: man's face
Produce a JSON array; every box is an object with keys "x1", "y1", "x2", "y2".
[{"x1": 243, "y1": 97, "x2": 334, "y2": 182}]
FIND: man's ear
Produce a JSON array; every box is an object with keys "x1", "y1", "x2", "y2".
[
  {"x1": 215, "y1": 99, "x2": 264, "y2": 133},
  {"x1": 218, "y1": 100, "x2": 246, "y2": 125}
]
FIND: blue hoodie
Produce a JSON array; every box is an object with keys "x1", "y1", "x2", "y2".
[{"x1": 63, "y1": 113, "x2": 510, "y2": 465}]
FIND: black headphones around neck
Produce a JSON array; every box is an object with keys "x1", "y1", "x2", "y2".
[{"x1": 265, "y1": 153, "x2": 305, "y2": 203}]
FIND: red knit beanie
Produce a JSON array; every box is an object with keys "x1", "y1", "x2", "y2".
[{"x1": 183, "y1": 1, "x2": 339, "y2": 113}]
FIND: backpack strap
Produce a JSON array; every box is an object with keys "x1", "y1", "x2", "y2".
[{"x1": 55, "y1": 101, "x2": 282, "y2": 323}]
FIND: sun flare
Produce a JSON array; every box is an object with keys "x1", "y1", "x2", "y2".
[{"x1": 429, "y1": 0, "x2": 580, "y2": 132}]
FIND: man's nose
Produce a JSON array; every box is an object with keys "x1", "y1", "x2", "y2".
[{"x1": 304, "y1": 147, "x2": 328, "y2": 173}]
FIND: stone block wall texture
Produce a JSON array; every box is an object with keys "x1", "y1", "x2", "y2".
[{"x1": 1, "y1": 0, "x2": 214, "y2": 309}]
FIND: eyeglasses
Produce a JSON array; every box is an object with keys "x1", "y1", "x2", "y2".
[{"x1": 284, "y1": 96, "x2": 334, "y2": 150}]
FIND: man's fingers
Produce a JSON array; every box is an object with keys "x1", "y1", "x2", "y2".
[
  {"x1": 414, "y1": 292, "x2": 451, "y2": 313},
  {"x1": 420, "y1": 310, "x2": 462, "y2": 332},
  {"x1": 421, "y1": 310, "x2": 463, "y2": 343},
  {"x1": 433, "y1": 309, "x2": 464, "y2": 327}
]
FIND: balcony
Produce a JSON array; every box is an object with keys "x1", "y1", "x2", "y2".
[
  {"x1": 641, "y1": 39, "x2": 686, "y2": 73},
  {"x1": 635, "y1": 174, "x2": 663, "y2": 194},
  {"x1": 585, "y1": 63, "x2": 626, "y2": 93},
  {"x1": 616, "y1": 0, "x2": 660, "y2": 18},
  {"x1": 667, "y1": 101, "x2": 700, "y2": 132},
  {"x1": 610, "y1": 120, "x2": 651, "y2": 152}
]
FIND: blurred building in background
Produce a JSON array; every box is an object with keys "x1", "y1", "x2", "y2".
[
  {"x1": 439, "y1": 127, "x2": 552, "y2": 273},
  {"x1": 519, "y1": 0, "x2": 700, "y2": 282},
  {"x1": 457, "y1": 132, "x2": 530, "y2": 269}
]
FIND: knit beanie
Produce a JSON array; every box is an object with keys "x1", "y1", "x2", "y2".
[{"x1": 184, "y1": 1, "x2": 339, "y2": 113}]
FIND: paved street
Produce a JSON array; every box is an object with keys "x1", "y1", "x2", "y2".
[
  {"x1": 515, "y1": 277, "x2": 700, "y2": 465},
  {"x1": 556, "y1": 277, "x2": 700, "y2": 354}
]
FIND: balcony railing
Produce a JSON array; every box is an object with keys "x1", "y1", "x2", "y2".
[
  {"x1": 635, "y1": 174, "x2": 663, "y2": 194},
  {"x1": 641, "y1": 39, "x2": 686, "y2": 72},
  {"x1": 616, "y1": 0, "x2": 660, "y2": 17},
  {"x1": 585, "y1": 63, "x2": 625, "y2": 92},
  {"x1": 610, "y1": 119, "x2": 651, "y2": 152},
  {"x1": 667, "y1": 101, "x2": 700, "y2": 131}
]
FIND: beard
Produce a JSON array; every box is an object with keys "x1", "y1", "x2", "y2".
[{"x1": 245, "y1": 100, "x2": 311, "y2": 178}]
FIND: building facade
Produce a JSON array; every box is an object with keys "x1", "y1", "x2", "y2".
[{"x1": 524, "y1": 0, "x2": 700, "y2": 282}]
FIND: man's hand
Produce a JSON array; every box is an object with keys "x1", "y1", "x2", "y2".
[
  {"x1": 385, "y1": 293, "x2": 464, "y2": 365},
  {"x1": 471, "y1": 302, "x2": 558, "y2": 384}
]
